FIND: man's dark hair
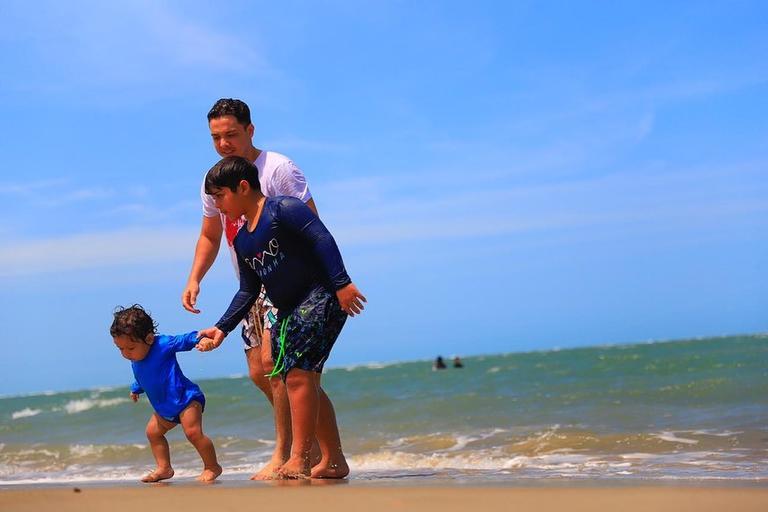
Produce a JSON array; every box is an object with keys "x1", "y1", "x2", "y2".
[
  {"x1": 207, "y1": 98, "x2": 251, "y2": 127},
  {"x1": 110, "y1": 304, "x2": 157, "y2": 343},
  {"x1": 205, "y1": 156, "x2": 262, "y2": 194}
]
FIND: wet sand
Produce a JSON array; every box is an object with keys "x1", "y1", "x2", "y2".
[{"x1": 1, "y1": 484, "x2": 767, "y2": 512}]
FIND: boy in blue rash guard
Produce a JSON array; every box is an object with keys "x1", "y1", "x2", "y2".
[
  {"x1": 197, "y1": 156, "x2": 366, "y2": 479},
  {"x1": 111, "y1": 305, "x2": 222, "y2": 483}
]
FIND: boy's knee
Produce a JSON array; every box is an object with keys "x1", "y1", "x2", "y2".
[{"x1": 284, "y1": 371, "x2": 312, "y2": 392}]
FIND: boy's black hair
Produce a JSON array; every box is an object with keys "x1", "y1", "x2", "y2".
[
  {"x1": 207, "y1": 98, "x2": 251, "y2": 127},
  {"x1": 110, "y1": 304, "x2": 158, "y2": 343},
  {"x1": 204, "y1": 156, "x2": 262, "y2": 195}
]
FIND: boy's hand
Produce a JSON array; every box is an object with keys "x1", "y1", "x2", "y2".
[
  {"x1": 336, "y1": 283, "x2": 367, "y2": 317},
  {"x1": 196, "y1": 328, "x2": 225, "y2": 352},
  {"x1": 130, "y1": 393, "x2": 139, "y2": 402}
]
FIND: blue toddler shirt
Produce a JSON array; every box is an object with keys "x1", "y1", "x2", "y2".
[{"x1": 129, "y1": 332, "x2": 205, "y2": 422}]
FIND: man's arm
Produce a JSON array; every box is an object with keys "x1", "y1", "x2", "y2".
[{"x1": 182, "y1": 215, "x2": 223, "y2": 313}]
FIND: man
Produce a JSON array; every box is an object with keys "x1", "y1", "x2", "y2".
[{"x1": 182, "y1": 98, "x2": 348, "y2": 479}]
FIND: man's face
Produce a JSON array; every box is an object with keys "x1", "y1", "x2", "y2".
[{"x1": 209, "y1": 115, "x2": 254, "y2": 158}]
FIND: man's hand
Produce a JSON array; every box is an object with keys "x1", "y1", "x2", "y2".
[
  {"x1": 196, "y1": 328, "x2": 226, "y2": 352},
  {"x1": 130, "y1": 393, "x2": 139, "y2": 402},
  {"x1": 182, "y1": 281, "x2": 201, "y2": 314},
  {"x1": 336, "y1": 283, "x2": 367, "y2": 317}
]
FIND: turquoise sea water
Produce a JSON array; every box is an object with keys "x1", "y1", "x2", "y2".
[{"x1": 1, "y1": 335, "x2": 766, "y2": 485}]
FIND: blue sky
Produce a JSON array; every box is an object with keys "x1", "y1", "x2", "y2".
[{"x1": 1, "y1": 1, "x2": 766, "y2": 395}]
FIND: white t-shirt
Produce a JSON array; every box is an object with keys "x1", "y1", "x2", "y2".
[{"x1": 200, "y1": 151, "x2": 313, "y2": 272}]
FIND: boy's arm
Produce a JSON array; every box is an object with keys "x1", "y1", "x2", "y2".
[
  {"x1": 278, "y1": 198, "x2": 366, "y2": 315},
  {"x1": 197, "y1": 250, "x2": 262, "y2": 351}
]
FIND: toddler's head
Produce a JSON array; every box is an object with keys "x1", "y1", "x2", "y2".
[{"x1": 110, "y1": 305, "x2": 157, "y2": 361}]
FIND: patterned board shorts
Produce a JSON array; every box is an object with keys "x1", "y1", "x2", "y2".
[
  {"x1": 270, "y1": 285, "x2": 348, "y2": 379},
  {"x1": 241, "y1": 286, "x2": 279, "y2": 350}
]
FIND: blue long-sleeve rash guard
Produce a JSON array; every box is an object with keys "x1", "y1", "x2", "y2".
[
  {"x1": 130, "y1": 332, "x2": 204, "y2": 420},
  {"x1": 215, "y1": 196, "x2": 351, "y2": 334}
]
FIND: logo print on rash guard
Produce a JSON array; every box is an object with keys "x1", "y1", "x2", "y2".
[{"x1": 244, "y1": 238, "x2": 284, "y2": 278}]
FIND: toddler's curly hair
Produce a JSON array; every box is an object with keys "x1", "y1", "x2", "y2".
[{"x1": 110, "y1": 304, "x2": 157, "y2": 343}]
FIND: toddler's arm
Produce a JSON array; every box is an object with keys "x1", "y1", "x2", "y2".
[{"x1": 130, "y1": 381, "x2": 144, "y2": 401}]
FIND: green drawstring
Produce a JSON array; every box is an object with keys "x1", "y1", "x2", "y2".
[{"x1": 266, "y1": 317, "x2": 289, "y2": 378}]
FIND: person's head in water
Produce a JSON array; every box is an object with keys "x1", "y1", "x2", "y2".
[
  {"x1": 207, "y1": 98, "x2": 257, "y2": 160},
  {"x1": 204, "y1": 156, "x2": 263, "y2": 221},
  {"x1": 434, "y1": 356, "x2": 446, "y2": 369},
  {"x1": 111, "y1": 305, "x2": 157, "y2": 362}
]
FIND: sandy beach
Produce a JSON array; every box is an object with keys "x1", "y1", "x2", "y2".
[{"x1": 1, "y1": 485, "x2": 767, "y2": 512}]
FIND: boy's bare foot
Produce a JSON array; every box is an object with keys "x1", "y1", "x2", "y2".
[
  {"x1": 196, "y1": 464, "x2": 222, "y2": 482},
  {"x1": 276, "y1": 456, "x2": 311, "y2": 479},
  {"x1": 141, "y1": 467, "x2": 174, "y2": 483},
  {"x1": 310, "y1": 457, "x2": 349, "y2": 479},
  {"x1": 250, "y1": 459, "x2": 282, "y2": 480}
]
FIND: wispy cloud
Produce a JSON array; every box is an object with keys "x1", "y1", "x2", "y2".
[
  {"x1": 0, "y1": 227, "x2": 198, "y2": 278},
  {"x1": 0, "y1": 179, "x2": 68, "y2": 196},
  {"x1": 261, "y1": 137, "x2": 355, "y2": 154},
  {"x1": 0, "y1": 1, "x2": 271, "y2": 98}
]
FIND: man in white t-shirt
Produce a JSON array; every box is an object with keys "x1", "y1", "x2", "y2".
[{"x1": 183, "y1": 99, "x2": 348, "y2": 479}]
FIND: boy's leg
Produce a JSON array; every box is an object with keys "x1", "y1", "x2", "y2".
[
  {"x1": 277, "y1": 368, "x2": 320, "y2": 479},
  {"x1": 179, "y1": 401, "x2": 222, "y2": 482},
  {"x1": 142, "y1": 414, "x2": 176, "y2": 483},
  {"x1": 312, "y1": 374, "x2": 349, "y2": 479},
  {"x1": 251, "y1": 327, "x2": 293, "y2": 480}
]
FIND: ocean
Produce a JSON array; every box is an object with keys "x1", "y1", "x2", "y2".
[{"x1": 1, "y1": 334, "x2": 766, "y2": 486}]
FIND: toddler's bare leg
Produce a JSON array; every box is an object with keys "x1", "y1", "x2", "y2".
[
  {"x1": 179, "y1": 401, "x2": 222, "y2": 482},
  {"x1": 142, "y1": 414, "x2": 176, "y2": 483}
]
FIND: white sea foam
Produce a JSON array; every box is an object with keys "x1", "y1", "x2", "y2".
[
  {"x1": 442, "y1": 435, "x2": 479, "y2": 452},
  {"x1": 653, "y1": 431, "x2": 699, "y2": 445},
  {"x1": 61, "y1": 397, "x2": 129, "y2": 414},
  {"x1": 340, "y1": 361, "x2": 396, "y2": 371},
  {"x1": 690, "y1": 429, "x2": 743, "y2": 437},
  {"x1": 11, "y1": 408, "x2": 42, "y2": 420}
]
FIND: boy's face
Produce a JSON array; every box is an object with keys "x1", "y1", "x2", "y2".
[
  {"x1": 209, "y1": 115, "x2": 254, "y2": 158},
  {"x1": 209, "y1": 185, "x2": 247, "y2": 221},
  {"x1": 113, "y1": 334, "x2": 153, "y2": 362}
]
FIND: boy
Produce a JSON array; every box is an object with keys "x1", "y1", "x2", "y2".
[
  {"x1": 111, "y1": 304, "x2": 222, "y2": 482},
  {"x1": 197, "y1": 156, "x2": 366, "y2": 479}
]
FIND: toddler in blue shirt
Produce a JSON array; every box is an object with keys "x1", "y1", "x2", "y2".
[{"x1": 111, "y1": 304, "x2": 221, "y2": 482}]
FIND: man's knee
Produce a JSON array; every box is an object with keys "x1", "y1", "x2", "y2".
[{"x1": 260, "y1": 330, "x2": 274, "y2": 369}]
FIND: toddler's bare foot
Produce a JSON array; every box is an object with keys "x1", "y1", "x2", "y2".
[
  {"x1": 250, "y1": 458, "x2": 283, "y2": 480},
  {"x1": 197, "y1": 464, "x2": 222, "y2": 482},
  {"x1": 276, "y1": 456, "x2": 311, "y2": 479},
  {"x1": 141, "y1": 467, "x2": 174, "y2": 483},
  {"x1": 310, "y1": 457, "x2": 349, "y2": 479}
]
